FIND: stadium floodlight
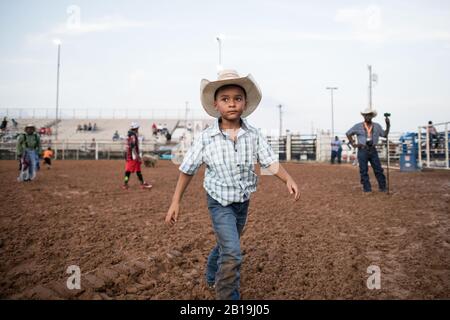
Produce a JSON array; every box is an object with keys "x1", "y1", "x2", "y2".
[
  {"x1": 54, "y1": 40, "x2": 62, "y2": 140},
  {"x1": 326, "y1": 87, "x2": 338, "y2": 137}
]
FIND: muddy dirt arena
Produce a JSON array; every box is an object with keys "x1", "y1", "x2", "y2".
[{"x1": 0, "y1": 160, "x2": 449, "y2": 300}]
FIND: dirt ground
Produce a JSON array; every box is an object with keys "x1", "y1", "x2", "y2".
[{"x1": 0, "y1": 160, "x2": 449, "y2": 300}]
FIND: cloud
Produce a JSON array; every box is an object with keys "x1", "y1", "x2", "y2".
[
  {"x1": 27, "y1": 15, "x2": 153, "y2": 44},
  {"x1": 0, "y1": 58, "x2": 49, "y2": 65}
]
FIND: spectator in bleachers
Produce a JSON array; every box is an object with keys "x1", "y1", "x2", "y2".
[
  {"x1": 113, "y1": 130, "x2": 120, "y2": 141},
  {"x1": 83, "y1": 123, "x2": 88, "y2": 131},
  {"x1": 88, "y1": 123, "x2": 92, "y2": 131},
  {"x1": 93, "y1": 123, "x2": 97, "y2": 131},
  {"x1": 77, "y1": 124, "x2": 82, "y2": 132},
  {"x1": 152, "y1": 123, "x2": 158, "y2": 136},
  {"x1": 12, "y1": 118, "x2": 18, "y2": 129},
  {"x1": 0, "y1": 117, "x2": 7, "y2": 132},
  {"x1": 427, "y1": 120, "x2": 439, "y2": 148},
  {"x1": 39, "y1": 127, "x2": 46, "y2": 135}
]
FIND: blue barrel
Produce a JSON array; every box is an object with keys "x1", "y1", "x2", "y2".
[{"x1": 399, "y1": 133, "x2": 420, "y2": 172}]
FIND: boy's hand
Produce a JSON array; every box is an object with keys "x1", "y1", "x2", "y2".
[
  {"x1": 165, "y1": 201, "x2": 180, "y2": 226},
  {"x1": 286, "y1": 178, "x2": 300, "y2": 201}
]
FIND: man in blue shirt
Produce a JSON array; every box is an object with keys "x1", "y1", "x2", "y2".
[
  {"x1": 346, "y1": 108, "x2": 390, "y2": 192},
  {"x1": 330, "y1": 136, "x2": 342, "y2": 164}
]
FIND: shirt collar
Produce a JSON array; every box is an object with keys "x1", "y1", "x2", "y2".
[{"x1": 210, "y1": 117, "x2": 249, "y2": 137}]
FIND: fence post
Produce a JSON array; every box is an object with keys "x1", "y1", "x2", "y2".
[
  {"x1": 446, "y1": 123, "x2": 449, "y2": 169},
  {"x1": 286, "y1": 133, "x2": 292, "y2": 161},
  {"x1": 418, "y1": 126, "x2": 422, "y2": 168},
  {"x1": 426, "y1": 126, "x2": 430, "y2": 168},
  {"x1": 95, "y1": 142, "x2": 98, "y2": 160},
  {"x1": 62, "y1": 143, "x2": 65, "y2": 160}
]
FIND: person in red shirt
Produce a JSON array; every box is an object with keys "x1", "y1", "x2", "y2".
[{"x1": 122, "y1": 122, "x2": 152, "y2": 190}]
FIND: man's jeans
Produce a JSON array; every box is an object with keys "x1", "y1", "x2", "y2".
[
  {"x1": 25, "y1": 149, "x2": 37, "y2": 180},
  {"x1": 206, "y1": 194, "x2": 249, "y2": 300},
  {"x1": 357, "y1": 146, "x2": 386, "y2": 192}
]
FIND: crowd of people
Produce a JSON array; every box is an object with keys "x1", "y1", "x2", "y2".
[{"x1": 76, "y1": 122, "x2": 97, "y2": 132}]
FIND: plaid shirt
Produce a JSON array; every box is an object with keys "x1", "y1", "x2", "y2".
[{"x1": 179, "y1": 118, "x2": 278, "y2": 206}]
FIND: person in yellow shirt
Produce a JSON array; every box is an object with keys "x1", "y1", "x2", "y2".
[{"x1": 42, "y1": 147, "x2": 54, "y2": 169}]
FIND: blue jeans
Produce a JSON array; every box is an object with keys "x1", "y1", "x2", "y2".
[
  {"x1": 24, "y1": 149, "x2": 37, "y2": 180},
  {"x1": 357, "y1": 146, "x2": 386, "y2": 192},
  {"x1": 206, "y1": 194, "x2": 249, "y2": 300}
]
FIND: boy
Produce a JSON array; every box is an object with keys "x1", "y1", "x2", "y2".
[
  {"x1": 43, "y1": 147, "x2": 54, "y2": 169},
  {"x1": 346, "y1": 108, "x2": 390, "y2": 193},
  {"x1": 165, "y1": 70, "x2": 300, "y2": 300},
  {"x1": 122, "y1": 122, "x2": 152, "y2": 190}
]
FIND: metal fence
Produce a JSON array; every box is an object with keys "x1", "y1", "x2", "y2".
[
  {"x1": 0, "y1": 107, "x2": 209, "y2": 120},
  {"x1": 0, "y1": 132, "x2": 405, "y2": 165},
  {"x1": 418, "y1": 121, "x2": 449, "y2": 170}
]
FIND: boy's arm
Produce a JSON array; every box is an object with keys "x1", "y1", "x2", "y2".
[
  {"x1": 266, "y1": 163, "x2": 300, "y2": 201},
  {"x1": 165, "y1": 172, "x2": 194, "y2": 225}
]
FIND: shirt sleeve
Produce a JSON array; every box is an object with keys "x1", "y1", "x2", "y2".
[
  {"x1": 179, "y1": 134, "x2": 204, "y2": 175},
  {"x1": 36, "y1": 134, "x2": 42, "y2": 154},
  {"x1": 256, "y1": 130, "x2": 278, "y2": 168},
  {"x1": 16, "y1": 134, "x2": 24, "y2": 155},
  {"x1": 377, "y1": 123, "x2": 387, "y2": 138},
  {"x1": 346, "y1": 124, "x2": 358, "y2": 137}
]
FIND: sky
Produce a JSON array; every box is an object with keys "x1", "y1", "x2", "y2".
[{"x1": 1, "y1": 0, "x2": 450, "y2": 135}]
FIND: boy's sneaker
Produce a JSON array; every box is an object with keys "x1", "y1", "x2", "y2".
[
  {"x1": 121, "y1": 184, "x2": 129, "y2": 190},
  {"x1": 141, "y1": 182, "x2": 152, "y2": 189}
]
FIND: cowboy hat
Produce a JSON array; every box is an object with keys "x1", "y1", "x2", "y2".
[
  {"x1": 130, "y1": 122, "x2": 140, "y2": 129},
  {"x1": 25, "y1": 123, "x2": 35, "y2": 128},
  {"x1": 200, "y1": 69, "x2": 262, "y2": 118},
  {"x1": 360, "y1": 108, "x2": 377, "y2": 117}
]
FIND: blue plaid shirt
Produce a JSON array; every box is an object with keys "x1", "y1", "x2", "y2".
[{"x1": 179, "y1": 118, "x2": 278, "y2": 206}]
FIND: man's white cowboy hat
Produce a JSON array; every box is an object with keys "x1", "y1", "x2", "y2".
[
  {"x1": 360, "y1": 108, "x2": 377, "y2": 117},
  {"x1": 25, "y1": 123, "x2": 35, "y2": 128},
  {"x1": 130, "y1": 122, "x2": 140, "y2": 129},
  {"x1": 200, "y1": 69, "x2": 262, "y2": 118}
]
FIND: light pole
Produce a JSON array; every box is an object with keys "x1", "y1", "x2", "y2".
[
  {"x1": 216, "y1": 35, "x2": 223, "y2": 73},
  {"x1": 185, "y1": 101, "x2": 189, "y2": 129},
  {"x1": 54, "y1": 39, "x2": 61, "y2": 141},
  {"x1": 326, "y1": 87, "x2": 338, "y2": 137},
  {"x1": 277, "y1": 104, "x2": 283, "y2": 137}
]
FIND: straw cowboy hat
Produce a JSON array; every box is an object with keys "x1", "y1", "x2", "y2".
[
  {"x1": 25, "y1": 123, "x2": 35, "y2": 129},
  {"x1": 130, "y1": 122, "x2": 140, "y2": 129},
  {"x1": 360, "y1": 108, "x2": 377, "y2": 117},
  {"x1": 200, "y1": 69, "x2": 262, "y2": 118}
]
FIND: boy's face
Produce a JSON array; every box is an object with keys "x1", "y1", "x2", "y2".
[{"x1": 214, "y1": 86, "x2": 247, "y2": 121}]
